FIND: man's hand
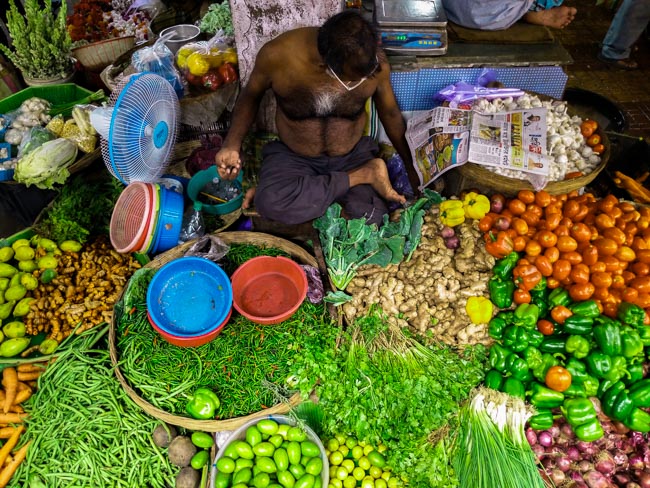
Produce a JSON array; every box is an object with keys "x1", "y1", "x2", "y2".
[
  {"x1": 242, "y1": 187, "x2": 256, "y2": 209},
  {"x1": 215, "y1": 147, "x2": 242, "y2": 180}
]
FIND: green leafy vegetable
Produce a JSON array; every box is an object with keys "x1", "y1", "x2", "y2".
[
  {"x1": 14, "y1": 138, "x2": 78, "y2": 189},
  {"x1": 199, "y1": 2, "x2": 234, "y2": 36}
]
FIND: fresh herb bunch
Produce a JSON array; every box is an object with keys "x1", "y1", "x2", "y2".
[
  {"x1": 199, "y1": 1, "x2": 234, "y2": 36},
  {"x1": 1, "y1": 0, "x2": 73, "y2": 79},
  {"x1": 288, "y1": 308, "x2": 486, "y2": 487},
  {"x1": 34, "y1": 174, "x2": 124, "y2": 243}
]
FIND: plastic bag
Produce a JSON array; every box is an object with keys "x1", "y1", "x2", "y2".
[
  {"x1": 435, "y1": 82, "x2": 526, "y2": 109},
  {"x1": 183, "y1": 234, "x2": 230, "y2": 262},
  {"x1": 185, "y1": 134, "x2": 224, "y2": 176},
  {"x1": 385, "y1": 153, "x2": 415, "y2": 199},
  {"x1": 301, "y1": 265, "x2": 324, "y2": 304},
  {"x1": 17, "y1": 126, "x2": 56, "y2": 158},
  {"x1": 132, "y1": 33, "x2": 185, "y2": 99},
  {"x1": 176, "y1": 32, "x2": 238, "y2": 91},
  {"x1": 178, "y1": 201, "x2": 206, "y2": 244}
]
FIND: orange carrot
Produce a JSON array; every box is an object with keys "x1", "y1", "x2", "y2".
[
  {"x1": 16, "y1": 364, "x2": 46, "y2": 374},
  {"x1": 16, "y1": 371, "x2": 41, "y2": 382},
  {"x1": 0, "y1": 426, "x2": 22, "y2": 468},
  {"x1": 16, "y1": 383, "x2": 30, "y2": 393},
  {"x1": 0, "y1": 414, "x2": 27, "y2": 424},
  {"x1": 12, "y1": 390, "x2": 30, "y2": 406},
  {"x1": 1, "y1": 369, "x2": 17, "y2": 414},
  {"x1": 0, "y1": 441, "x2": 29, "y2": 488},
  {"x1": 0, "y1": 428, "x2": 19, "y2": 439}
]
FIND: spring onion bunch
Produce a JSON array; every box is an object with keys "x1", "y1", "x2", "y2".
[{"x1": 453, "y1": 387, "x2": 544, "y2": 488}]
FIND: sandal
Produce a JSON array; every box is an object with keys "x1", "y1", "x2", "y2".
[{"x1": 597, "y1": 52, "x2": 639, "y2": 70}]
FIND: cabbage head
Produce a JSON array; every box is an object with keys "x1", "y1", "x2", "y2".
[{"x1": 14, "y1": 138, "x2": 78, "y2": 189}]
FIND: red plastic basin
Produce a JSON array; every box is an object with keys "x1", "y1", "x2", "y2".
[{"x1": 147, "y1": 309, "x2": 230, "y2": 347}]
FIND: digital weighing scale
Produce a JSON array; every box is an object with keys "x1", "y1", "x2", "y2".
[{"x1": 374, "y1": 0, "x2": 448, "y2": 56}]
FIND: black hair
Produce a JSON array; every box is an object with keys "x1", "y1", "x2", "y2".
[{"x1": 317, "y1": 10, "x2": 379, "y2": 79}]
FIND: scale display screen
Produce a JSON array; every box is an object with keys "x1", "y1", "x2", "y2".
[{"x1": 381, "y1": 31, "x2": 443, "y2": 49}]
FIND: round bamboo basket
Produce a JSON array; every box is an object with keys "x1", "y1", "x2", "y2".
[
  {"x1": 109, "y1": 231, "x2": 319, "y2": 431},
  {"x1": 457, "y1": 125, "x2": 610, "y2": 196}
]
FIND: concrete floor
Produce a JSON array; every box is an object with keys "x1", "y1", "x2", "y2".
[{"x1": 557, "y1": 0, "x2": 650, "y2": 140}]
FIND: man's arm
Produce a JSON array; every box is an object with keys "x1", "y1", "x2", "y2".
[{"x1": 372, "y1": 56, "x2": 421, "y2": 195}]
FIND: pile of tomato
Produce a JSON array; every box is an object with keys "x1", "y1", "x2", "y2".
[
  {"x1": 480, "y1": 189, "x2": 650, "y2": 319},
  {"x1": 580, "y1": 119, "x2": 605, "y2": 155}
]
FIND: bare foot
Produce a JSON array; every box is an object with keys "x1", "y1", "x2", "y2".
[
  {"x1": 242, "y1": 187, "x2": 256, "y2": 209},
  {"x1": 524, "y1": 6, "x2": 577, "y2": 29},
  {"x1": 348, "y1": 158, "x2": 406, "y2": 204}
]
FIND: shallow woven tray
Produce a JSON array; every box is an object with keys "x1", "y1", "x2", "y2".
[{"x1": 109, "y1": 231, "x2": 320, "y2": 431}]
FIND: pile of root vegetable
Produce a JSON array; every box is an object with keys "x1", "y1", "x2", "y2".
[{"x1": 342, "y1": 205, "x2": 495, "y2": 347}]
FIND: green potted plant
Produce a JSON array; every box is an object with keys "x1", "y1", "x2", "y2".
[{"x1": 0, "y1": 0, "x2": 74, "y2": 84}]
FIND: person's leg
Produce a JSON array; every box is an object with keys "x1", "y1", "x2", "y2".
[
  {"x1": 523, "y1": 5, "x2": 577, "y2": 29},
  {"x1": 600, "y1": 0, "x2": 650, "y2": 69},
  {"x1": 337, "y1": 185, "x2": 388, "y2": 226}
]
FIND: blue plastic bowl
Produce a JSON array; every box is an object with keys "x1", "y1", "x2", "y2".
[
  {"x1": 152, "y1": 185, "x2": 184, "y2": 254},
  {"x1": 146, "y1": 257, "x2": 233, "y2": 338},
  {"x1": 187, "y1": 166, "x2": 244, "y2": 215}
]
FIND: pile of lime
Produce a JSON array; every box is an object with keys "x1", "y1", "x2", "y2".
[
  {"x1": 323, "y1": 435, "x2": 401, "y2": 488},
  {"x1": 214, "y1": 419, "x2": 326, "y2": 488}
]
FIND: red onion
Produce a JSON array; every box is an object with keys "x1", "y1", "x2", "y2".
[
  {"x1": 440, "y1": 226, "x2": 455, "y2": 239},
  {"x1": 444, "y1": 235, "x2": 460, "y2": 249},
  {"x1": 614, "y1": 451, "x2": 630, "y2": 469},
  {"x1": 578, "y1": 461, "x2": 595, "y2": 473},
  {"x1": 583, "y1": 470, "x2": 610, "y2": 488},
  {"x1": 629, "y1": 454, "x2": 645, "y2": 470},
  {"x1": 542, "y1": 457, "x2": 556, "y2": 470},
  {"x1": 626, "y1": 483, "x2": 642, "y2": 488},
  {"x1": 615, "y1": 473, "x2": 632, "y2": 485},
  {"x1": 557, "y1": 456, "x2": 572, "y2": 472},
  {"x1": 526, "y1": 428, "x2": 537, "y2": 446},
  {"x1": 577, "y1": 441, "x2": 597, "y2": 457},
  {"x1": 493, "y1": 216, "x2": 510, "y2": 230},
  {"x1": 636, "y1": 469, "x2": 650, "y2": 488},
  {"x1": 490, "y1": 194, "x2": 505, "y2": 213},
  {"x1": 595, "y1": 451, "x2": 615, "y2": 475},
  {"x1": 550, "y1": 468, "x2": 566, "y2": 485},
  {"x1": 548, "y1": 424, "x2": 561, "y2": 438},
  {"x1": 561, "y1": 423, "x2": 575, "y2": 439},
  {"x1": 630, "y1": 432, "x2": 645, "y2": 447},
  {"x1": 555, "y1": 435, "x2": 571, "y2": 447},
  {"x1": 568, "y1": 446, "x2": 582, "y2": 461},
  {"x1": 531, "y1": 444, "x2": 545, "y2": 459},
  {"x1": 538, "y1": 431, "x2": 553, "y2": 447},
  {"x1": 613, "y1": 421, "x2": 631, "y2": 435}
]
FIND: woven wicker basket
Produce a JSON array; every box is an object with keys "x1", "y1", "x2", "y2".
[{"x1": 109, "y1": 231, "x2": 320, "y2": 431}]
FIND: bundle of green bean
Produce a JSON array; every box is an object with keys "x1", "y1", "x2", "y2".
[{"x1": 12, "y1": 326, "x2": 177, "y2": 487}]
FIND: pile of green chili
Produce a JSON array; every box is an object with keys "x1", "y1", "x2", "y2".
[{"x1": 13, "y1": 326, "x2": 176, "y2": 487}]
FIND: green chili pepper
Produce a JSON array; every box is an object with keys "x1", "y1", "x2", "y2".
[
  {"x1": 185, "y1": 388, "x2": 221, "y2": 420},
  {"x1": 484, "y1": 369, "x2": 504, "y2": 390},
  {"x1": 539, "y1": 336, "x2": 566, "y2": 355},
  {"x1": 513, "y1": 303, "x2": 540, "y2": 330},
  {"x1": 563, "y1": 315, "x2": 594, "y2": 336},
  {"x1": 617, "y1": 302, "x2": 646, "y2": 328},
  {"x1": 489, "y1": 344, "x2": 510, "y2": 372},
  {"x1": 502, "y1": 377, "x2": 526, "y2": 399},
  {"x1": 621, "y1": 326, "x2": 644, "y2": 358},
  {"x1": 561, "y1": 397, "x2": 597, "y2": 427},
  {"x1": 625, "y1": 408, "x2": 650, "y2": 433},
  {"x1": 532, "y1": 353, "x2": 560, "y2": 382},
  {"x1": 574, "y1": 419, "x2": 604, "y2": 442},
  {"x1": 524, "y1": 346, "x2": 543, "y2": 372},
  {"x1": 569, "y1": 300, "x2": 601, "y2": 319},
  {"x1": 629, "y1": 379, "x2": 650, "y2": 408},
  {"x1": 593, "y1": 321, "x2": 623, "y2": 357},
  {"x1": 562, "y1": 383, "x2": 587, "y2": 398},
  {"x1": 488, "y1": 277, "x2": 515, "y2": 309},
  {"x1": 505, "y1": 353, "x2": 532, "y2": 383},
  {"x1": 549, "y1": 288, "x2": 571, "y2": 307},
  {"x1": 492, "y1": 252, "x2": 519, "y2": 280},
  {"x1": 528, "y1": 409, "x2": 554, "y2": 430},
  {"x1": 503, "y1": 325, "x2": 529, "y2": 352},
  {"x1": 488, "y1": 316, "x2": 507, "y2": 341},
  {"x1": 565, "y1": 335, "x2": 591, "y2": 359},
  {"x1": 529, "y1": 382, "x2": 565, "y2": 408}
]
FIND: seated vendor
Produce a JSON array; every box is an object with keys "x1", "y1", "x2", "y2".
[
  {"x1": 213, "y1": 10, "x2": 417, "y2": 226},
  {"x1": 441, "y1": 0, "x2": 578, "y2": 31}
]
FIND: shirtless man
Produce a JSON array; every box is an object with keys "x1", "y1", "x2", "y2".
[{"x1": 214, "y1": 10, "x2": 417, "y2": 226}]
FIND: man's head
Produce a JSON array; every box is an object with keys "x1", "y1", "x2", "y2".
[{"x1": 317, "y1": 10, "x2": 380, "y2": 84}]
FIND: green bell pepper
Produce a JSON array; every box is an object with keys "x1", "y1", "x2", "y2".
[
  {"x1": 586, "y1": 353, "x2": 628, "y2": 382},
  {"x1": 625, "y1": 408, "x2": 650, "y2": 433},
  {"x1": 185, "y1": 387, "x2": 221, "y2": 420},
  {"x1": 569, "y1": 300, "x2": 601, "y2": 319},
  {"x1": 563, "y1": 315, "x2": 594, "y2": 336},
  {"x1": 629, "y1": 379, "x2": 650, "y2": 408},
  {"x1": 528, "y1": 409, "x2": 555, "y2": 430},
  {"x1": 506, "y1": 353, "x2": 532, "y2": 383},
  {"x1": 561, "y1": 397, "x2": 597, "y2": 427},
  {"x1": 493, "y1": 252, "x2": 519, "y2": 280},
  {"x1": 583, "y1": 376, "x2": 600, "y2": 398},
  {"x1": 489, "y1": 277, "x2": 515, "y2": 309},
  {"x1": 549, "y1": 288, "x2": 571, "y2": 307},
  {"x1": 484, "y1": 369, "x2": 504, "y2": 390},
  {"x1": 513, "y1": 303, "x2": 540, "y2": 330},
  {"x1": 539, "y1": 337, "x2": 566, "y2": 355},
  {"x1": 574, "y1": 419, "x2": 604, "y2": 442},
  {"x1": 528, "y1": 329, "x2": 544, "y2": 348},
  {"x1": 603, "y1": 382, "x2": 635, "y2": 422},
  {"x1": 617, "y1": 302, "x2": 646, "y2": 328},
  {"x1": 502, "y1": 377, "x2": 526, "y2": 399},
  {"x1": 625, "y1": 362, "x2": 645, "y2": 386},
  {"x1": 533, "y1": 353, "x2": 560, "y2": 382},
  {"x1": 566, "y1": 335, "x2": 591, "y2": 359},
  {"x1": 635, "y1": 324, "x2": 650, "y2": 347},
  {"x1": 563, "y1": 383, "x2": 587, "y2": 398},
  {"x1": 488, "y1": 316, "x2": 507, "y2": 341},
  {"x1": 531, "y1": 297, "x2": 549, "y2": 319},
  {"x1": 529, "y1": 382, "x2": 565, "y2": 408},
  {"x1": 531, "y1": 276, "x2": 547, "y2": 293},
  {"x1": 489, "y1": 344, "x2": 510, "y2": 372},
  {"x1": 524, "y1": 346, "x2": 544, "y2": 372},
  {"x1": 598, "y1": 379, "x2": 616, "y2": 398},
  {"x1": 593, "y1": 321, "x2": 622, "y2": 357},
  {"x1": 621, "y1": 326, "x2": 644, "y2": 358},
  {"x1": 565, "y1": 357, "x2": 588, "y2": 382},
  {"x1": 503, "y1": 325, "x2": 529, "y2": 352}
]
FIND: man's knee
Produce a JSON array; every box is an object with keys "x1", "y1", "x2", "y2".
[{"x1": 254, "y1": 187, "x2": 317, "y2": 225}]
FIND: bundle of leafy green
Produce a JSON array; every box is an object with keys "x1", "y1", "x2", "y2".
[
  {"x1": 34, "y1": 173, "x2": 124, "y2": 243},
  {"x1": 313, "y1": 189, "x2": 441, "y2": 291},
  {"x1": 199, "y1": 2, "x2": 234, "y2": 36}
]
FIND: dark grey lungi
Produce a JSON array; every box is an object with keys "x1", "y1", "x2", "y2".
[{"x1": 254, "y1": 136, "x2": 388, "y2": 226}]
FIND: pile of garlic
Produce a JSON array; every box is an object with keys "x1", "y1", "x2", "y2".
[{"x1": 474, "y1": 93, "x2": 601, "y2": 182}]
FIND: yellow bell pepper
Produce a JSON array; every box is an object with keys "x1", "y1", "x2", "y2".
[
  {"x1": 466, "y1": 296, "x2": 494, "y2": 324},
  {"x1": 462, "y1": 192, "x2": 491, "y2": 220},
  {"x1": 186, "y1": 52, "x2": 210, "y2": 76},
  {"x1": 439, "y1": 200, "x2": 465, "y2": 227}
]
